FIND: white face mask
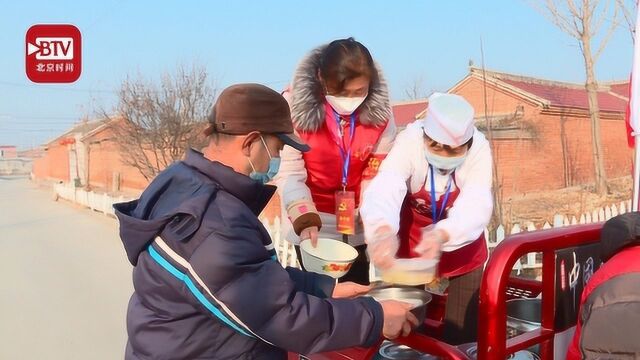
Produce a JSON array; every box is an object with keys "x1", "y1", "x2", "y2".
[
  {"x1": 325, "y1": 95, "x2": 367, "y2": 115},
  {"x1": 424, "y1": 148, "x2": 467, "y2": 173}
]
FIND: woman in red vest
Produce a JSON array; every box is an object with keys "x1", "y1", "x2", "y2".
[
  {"x1": 360, "y1": 93, "x2": 493, "y2": 344},
  {"x1": 276, "y1": 38, "x2": 396, "y2": 285}
]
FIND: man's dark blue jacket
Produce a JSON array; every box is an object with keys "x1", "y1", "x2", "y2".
[{"x1": 114, "y1": 149, "x2": 383, "y2": 359}]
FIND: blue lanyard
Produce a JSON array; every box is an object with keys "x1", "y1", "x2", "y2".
[
  {"x1": 429, "y1": 165, "x2": 453, "y2": 223},
  {"x1": 333, "y1": 111, "x2": 356, "y2": 189}
]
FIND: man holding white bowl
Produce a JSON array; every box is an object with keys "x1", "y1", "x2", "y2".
[{"x1": 115, "y1": 84, "x2": 418, "y2": 359}]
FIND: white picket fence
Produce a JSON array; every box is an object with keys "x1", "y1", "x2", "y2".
[
  {"x1": 262, "y1": 199, "x2": 633, "y2": 273},
  {"x1": 53, "y1": 183, "x2": 133, "y2": 217},
  {"x1": 261, "y1": 216, "x2": 298, "y2": 267},
  {"x1": 497, "y1": 199, "x2": 632, "y2": 271},
  {"x1": 52, "y1": 181, "x2": 631, "y2": 273}
]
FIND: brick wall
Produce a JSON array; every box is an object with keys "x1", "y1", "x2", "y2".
[
  {"x1": 0, "y1": 146, "x2": 18, "y2": 159},
  {"x1": 86, "y1": 127, "x2": 149, "y2": 194},
  {"x1": 32, "y1": 142, "x2": 70, "y2": 182},
  {"x1": 453, "y1": 77, "x2": 632, "y2": 197}
]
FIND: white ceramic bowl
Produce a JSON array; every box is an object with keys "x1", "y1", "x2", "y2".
[
  {"x1": 299, "y1": 238, "x2": 358, "y2": 278},
  {"x1": 380, "y1": 258, "x2": 438, "y2": 286}
]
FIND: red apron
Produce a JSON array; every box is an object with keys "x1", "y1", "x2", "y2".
[{"x1": 397, "y1": 174, "x2": 488, "y2": 278}]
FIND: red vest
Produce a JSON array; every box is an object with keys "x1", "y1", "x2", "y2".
[
  {"x1": 566, "y1": 246, "x2": 640, "y2": 359},
  {"x1": 298, "y1": 103, "x2": 387, "y2": 214}
]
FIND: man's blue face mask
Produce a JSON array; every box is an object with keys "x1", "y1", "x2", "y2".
[{"x1": 247, "y1": 135, "x2": 280, "y2": 184}]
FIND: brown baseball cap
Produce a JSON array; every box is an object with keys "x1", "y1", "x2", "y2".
[{"x1": 204, "y1": 83, "x2": 309, "y2": 152}]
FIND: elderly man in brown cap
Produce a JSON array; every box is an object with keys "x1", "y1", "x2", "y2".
[{"x1": 114, "y1": 83, "x2": 417, "y2": 359}]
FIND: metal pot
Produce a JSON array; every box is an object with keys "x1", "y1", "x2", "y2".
[
  {"x1": 460, "y1": 343, "x2": 541, "y2": 360},
  {"x1": 366, "y1": 287, "x2": 432, "y2": 324},
  {"x1": 506, "y1": 298, "x2": 541, "y2": 334},
  {"x1": 377, "y1": 341, "x2": 439, "y2": 359}
]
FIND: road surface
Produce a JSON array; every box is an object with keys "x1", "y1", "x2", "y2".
[{"x1": 0, "y1": 177, "x2": 133, "y2": 359}]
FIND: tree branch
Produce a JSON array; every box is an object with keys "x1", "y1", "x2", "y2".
[
  {"x1": 594, "y1": 3, "x2": 620, "y2": 62},
  {"x1": 616, "y1": 0, "x2": 636, "y2": 43},
  {"x1": 541, "y1": 0, "x2": 582, "y2": 38},
  {"x1": 103, "y1": 63, "x2": 215, "y2": 181}
]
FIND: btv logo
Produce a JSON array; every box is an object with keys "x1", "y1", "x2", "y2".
[
  {"x1": 28, "y1": 38, "x2": 74, "y2": 60},
  {"x1": 26, "y1": 24, "x2": 81, "y2": 83}
]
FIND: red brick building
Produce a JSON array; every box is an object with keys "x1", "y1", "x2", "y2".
[
  {"x1": 0, "y1": 145, "x2": 18, "y2": 159},
  {"x1": 443, "y1": 67, "x2": 631, "y2": 197},
  {"x1": 80, "y1": 119, "x2": 149, "y2": 193},
  {"x1": 33, "y1": 120, "x2": 106, "y2": 185},
  {"x1": 33, "y1": 117, "x2": 190, "y2": 195}
]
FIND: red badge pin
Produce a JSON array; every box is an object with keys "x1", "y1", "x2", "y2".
[{"x1": 25, "y1": 24, "x2": 82, "y2": 83}]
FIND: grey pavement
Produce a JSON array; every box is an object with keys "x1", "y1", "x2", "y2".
[{"x1": 0, "y1": 178, "x2": 133, "y2": 359}]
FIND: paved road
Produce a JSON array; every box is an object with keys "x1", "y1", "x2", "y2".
[{"x1": 0, "y1": 178, "x2": 133, "y2": 359}]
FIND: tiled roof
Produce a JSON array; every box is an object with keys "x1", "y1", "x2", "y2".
[
  {"x1": 391, "y1": 100, "x2": 428, "y2": 127},
  {"x1": 467, "y1": 67, "x2": 628, "y2": 113}
]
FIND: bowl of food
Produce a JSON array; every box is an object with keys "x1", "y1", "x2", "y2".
[
  {"x1": 299, "y1": 238, "x2": 358, "y2": 279},
  {"x1": 366, "y1": 287, "x2": 432, "y2": 323},
  {"x1": 380, "y1": 258, "x2": 438, "y2": 286}
]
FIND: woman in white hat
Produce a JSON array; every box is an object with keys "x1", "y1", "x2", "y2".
[{"x1": 360, "y1": 93, "x2": 493, "y2": 344}]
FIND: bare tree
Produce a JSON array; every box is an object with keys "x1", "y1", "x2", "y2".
[
  {"x1": 533, "y1": 0, "x2": 629, "y2": 195},
  {"x1": 616, "y1": 0, "x2": 636, "y2": 41},
  {"x1": 104, "y1": 64, "x2": 215, "y2": 181},
  {"x1": 559, "y1": 112, "x2": 580, "y2": 187},
  {"x1": 404, "y1": 76, "x2": 429, "y2": 100},
  {"x1": 479, "y1": 40, "x2": 507, "y2": 242}
]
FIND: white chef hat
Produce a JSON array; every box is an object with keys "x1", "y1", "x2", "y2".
[{"x1": 423, "y1": 93, "x2": 475, "y2": 147}]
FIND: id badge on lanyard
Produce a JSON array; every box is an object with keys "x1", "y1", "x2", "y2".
[
  {"x1": 336, "y1": 190, "x2": 356, "y2": 235},
  {"x1": 429, "y1": 165, "x2": 453, "y2": 223},
  {"x1": 334, "y1": 111, "x2": 356, "y2": 235}
]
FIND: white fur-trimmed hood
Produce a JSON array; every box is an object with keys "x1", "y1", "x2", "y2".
[{"x1": 289, "y1": 44, "x2": 392, "y2": 132}]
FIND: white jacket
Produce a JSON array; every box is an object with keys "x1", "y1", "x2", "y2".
[{"x1": 360, "y1": 121, "x2": 493, "y2": 252}]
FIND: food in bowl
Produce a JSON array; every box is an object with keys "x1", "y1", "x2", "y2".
[
  {"x1": 380, "y1": 258, "x2": 438, "y2": 286},
  {"x1": 321, "y1": 263, "x2": 352, "y2": 272},
  {"x1": 299, "y1": 238, "x2": 358, "y2": 279}
]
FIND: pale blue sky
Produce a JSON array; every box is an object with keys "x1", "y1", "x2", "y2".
[{"x1": 0, "y1": 1, "x2": 635, "y2": 149}]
